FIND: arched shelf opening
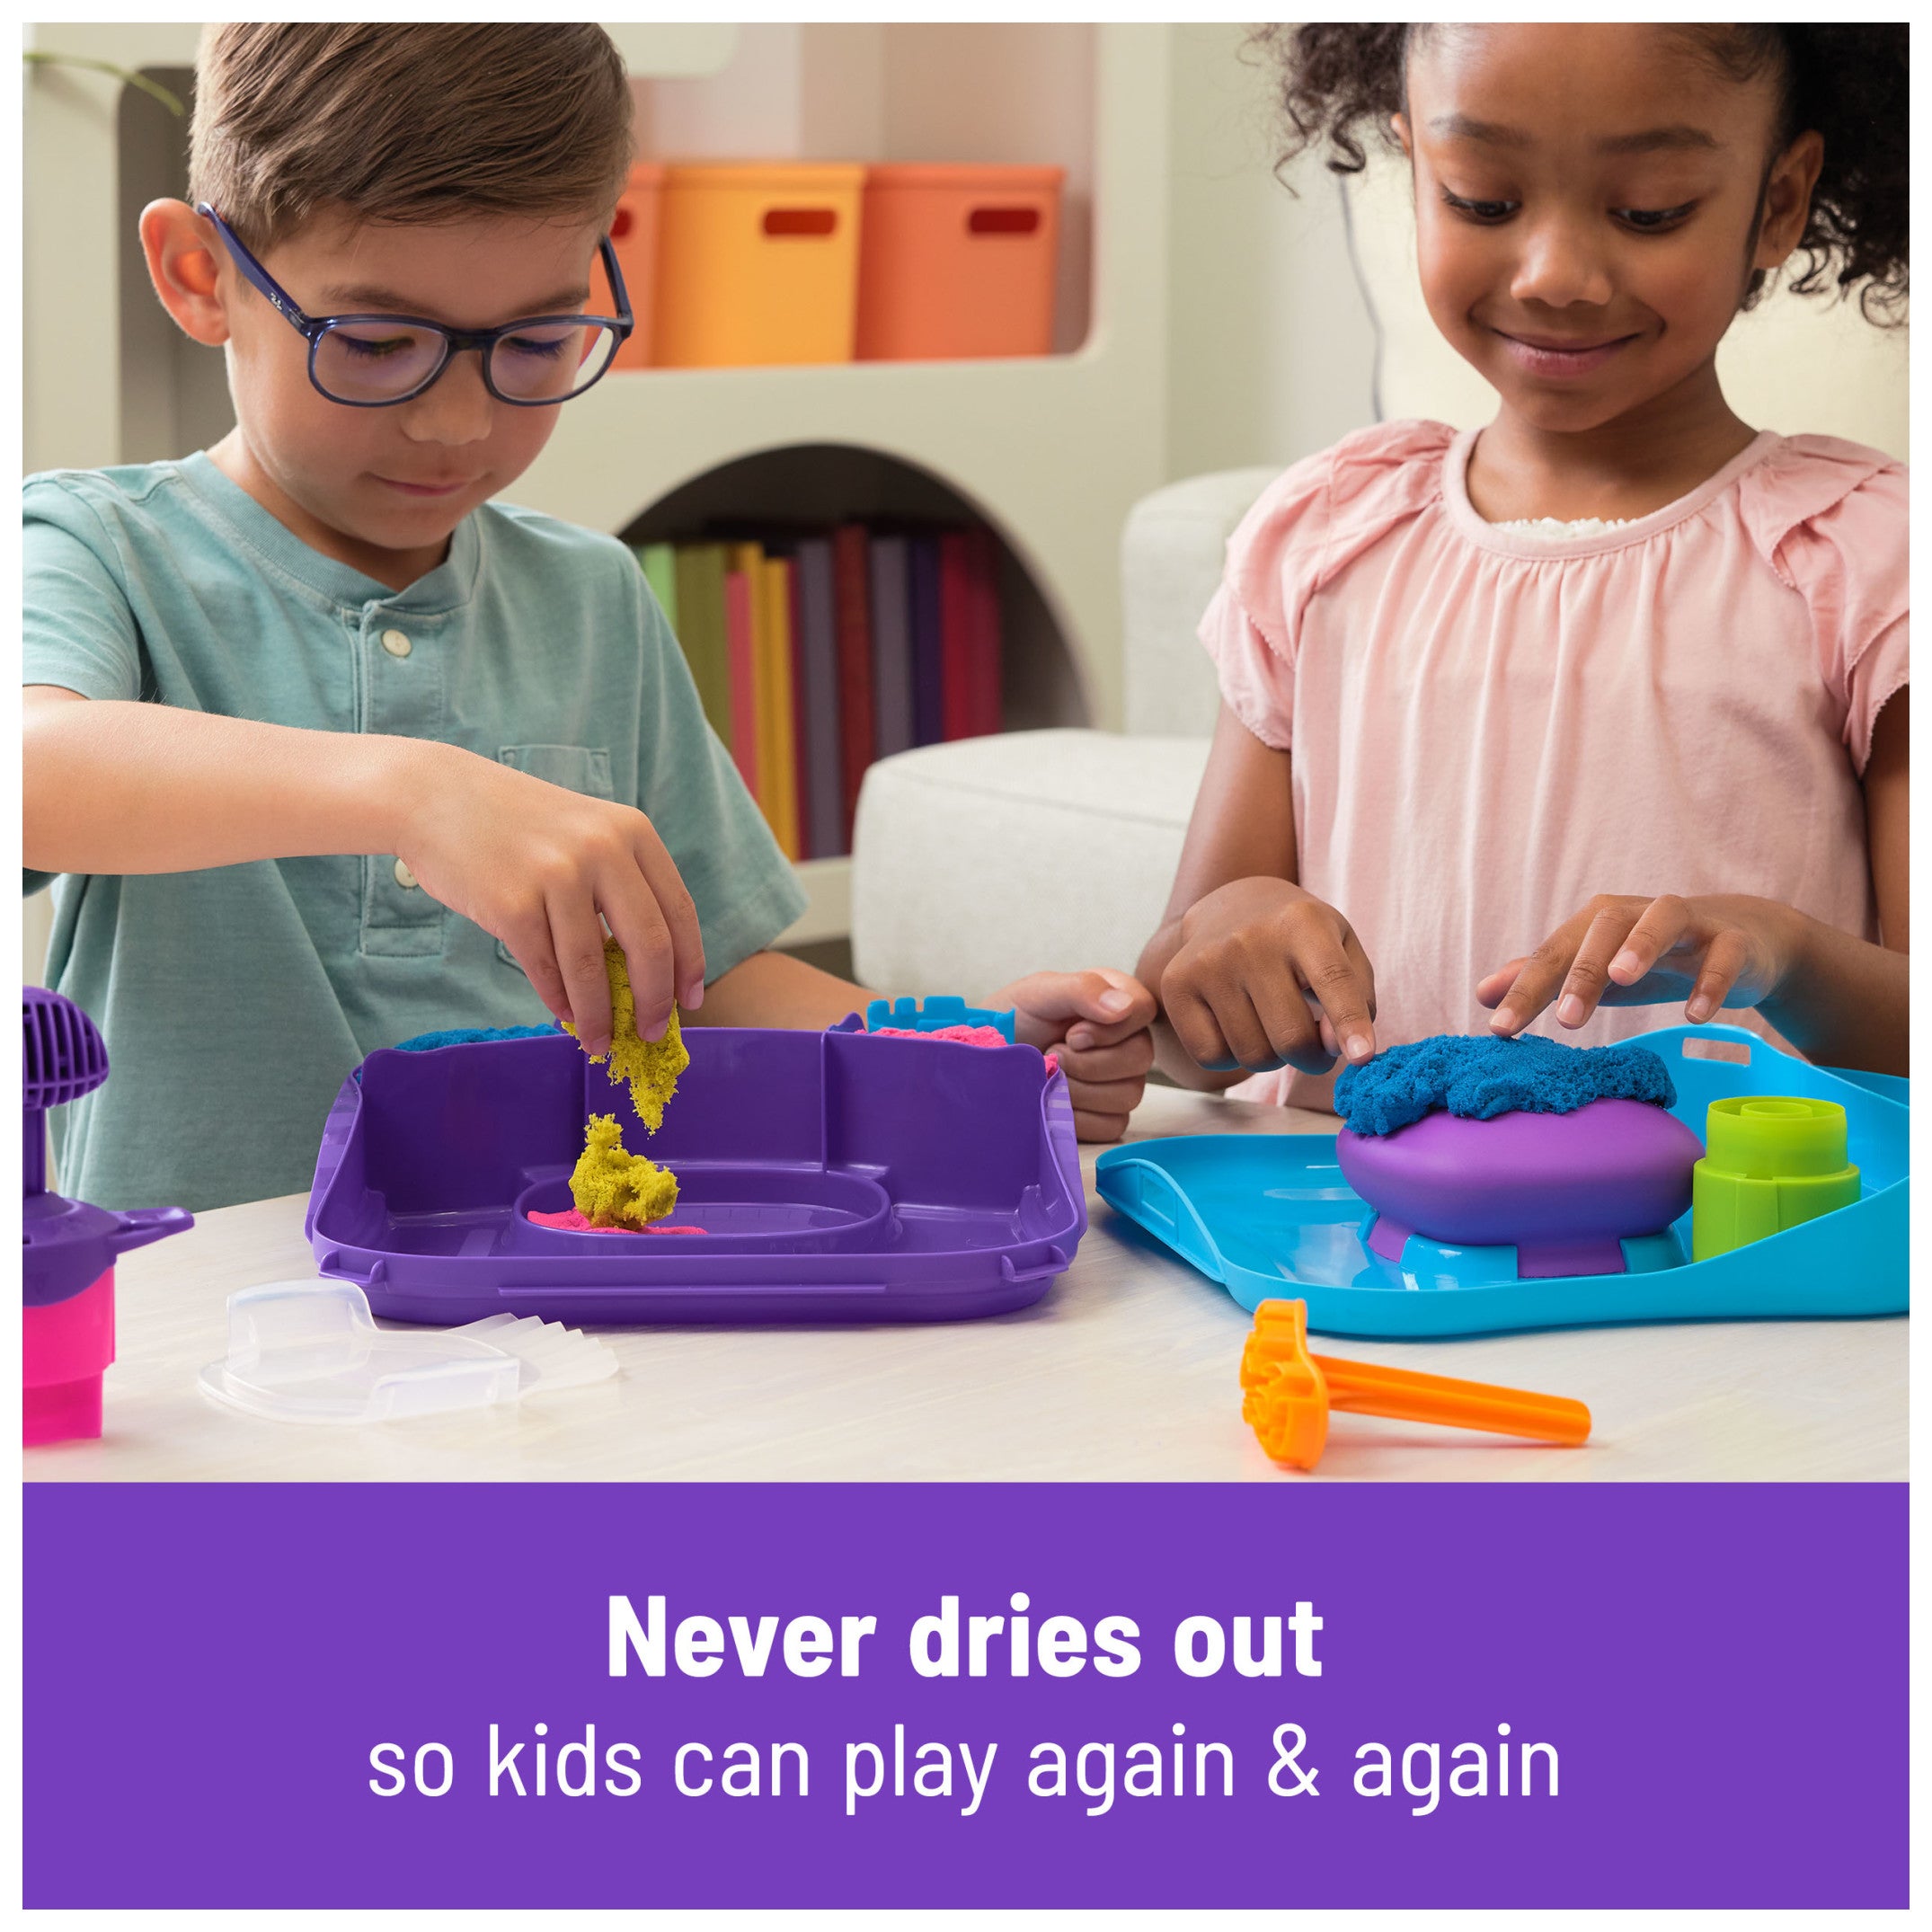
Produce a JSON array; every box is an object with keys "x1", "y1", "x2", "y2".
[{"x1": 619, "y1": 441, "x2": 1091, "y2": 738}]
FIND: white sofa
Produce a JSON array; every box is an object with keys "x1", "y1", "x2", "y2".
[{"x1": 851, "y1": 466, "x2": 1276, "y2": 997}]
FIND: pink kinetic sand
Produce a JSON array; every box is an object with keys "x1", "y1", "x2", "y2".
[
  {"x1": 869, "y1": 1024, "x2": 1012, "y2": 1048},
  {"x1": 527, "y1": 1209, "x2": 706, "y2": 1236},
  {"x1": 869, "y1": 1024, "x2": 1057, "y2": 1073}
]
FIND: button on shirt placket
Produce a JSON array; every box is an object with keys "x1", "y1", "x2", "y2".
[{"x1": 358, "y1": 607, "x2": 445, "y2": 957}]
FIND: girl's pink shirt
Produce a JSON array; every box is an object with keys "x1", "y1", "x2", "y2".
[{"x1": 1200, "y1": 419, "x2": 1908, "y2": 1111}]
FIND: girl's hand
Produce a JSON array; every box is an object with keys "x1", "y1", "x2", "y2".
[
  {"x1": 390, "y1": 740, "x2": 705, "y2": 1057},
  {"x1": 1159, "y1": 877, "x2": 1378, "y2": 1076},
  {"x1": 996, "y1": 968, "x2": 1156, "y2": 1144},
  {"x1": 1478, "y1": 893, "x2": 1804, "y2": 1035}
]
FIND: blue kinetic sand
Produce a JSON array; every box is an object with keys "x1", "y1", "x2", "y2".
[
  {"x1": 1096, "y1": 1025, "x2": 1907, "y2": 1338},
  {"x1": 395, "y1": 1024, "x2": 561, "y2": 1052},
  {"x1": 1334, "y1": 1032, "x2": 1676, "y2": 1135}
]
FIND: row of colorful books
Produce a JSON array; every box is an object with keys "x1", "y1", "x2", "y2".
[{"x1": 634, "y1": 523, "x2": 1004, "y2": 860}]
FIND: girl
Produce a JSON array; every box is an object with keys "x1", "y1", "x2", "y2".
[{"x1": 1137, "y1": 23, "x2": 1907, "y2": 1109}]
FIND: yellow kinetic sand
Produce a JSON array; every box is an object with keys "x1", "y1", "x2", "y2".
[
  {"x1": 562, "y1": 937, "x2": 691, "y2": 1227},
  {"x1": 563, "y1": 935, "x2": 690, "y2": 1131},
  {"x1": 571, "y1": 1113, "x2": 680, "y2": 1228}
]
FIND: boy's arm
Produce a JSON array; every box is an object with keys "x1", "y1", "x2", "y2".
[
  {"x1": 687, "y1": 947, "x2": 866, "y2": 1031},
  {"x1": 26, "y1": 686, "x2": 408, "y2": 871},
  {"x1": 23, "y1": 686, "x2": 704, "y2": 1060}
]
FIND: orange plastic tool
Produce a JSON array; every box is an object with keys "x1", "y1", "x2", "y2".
[{"x1": 1240, "y1": 1298, "x2": 1591, "y2": 1470}]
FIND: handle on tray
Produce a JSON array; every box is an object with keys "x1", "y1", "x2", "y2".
[
  {"x1": 1001, "y1": 1245, "x2": 1070, "y2": 1285},
  {"x1": 110, "y1": 1205, "x2": 195, "y2": 1254},
  {"x1": 314, "y1": 1249, "x2": 386, "y2": 1290},
  {"x1": 1040, "y1": 1065, "x2": 1088, "y2": 1241},
  {"x1": 306, "y1": 1072, "x2": 365, "y2": 1239},
  {"x1": 1103, "y1": 1157, "x2": 1223, "y2": 1282},
  {"x1": 1670, "y1": 1021, "x2": 1763, "y2": 1067}
]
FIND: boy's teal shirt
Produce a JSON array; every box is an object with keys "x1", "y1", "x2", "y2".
[{"x1": 24, "y1": 453, "x2": 808, "y2": 1211}]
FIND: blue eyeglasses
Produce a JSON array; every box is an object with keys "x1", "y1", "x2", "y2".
[{"x1": 195, "y1": 203, "x2": 634, "y2": 407}]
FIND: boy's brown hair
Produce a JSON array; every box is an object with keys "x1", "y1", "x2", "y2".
[{"x1": 189, "y1": 23, "x2": 634, "y2": 247}]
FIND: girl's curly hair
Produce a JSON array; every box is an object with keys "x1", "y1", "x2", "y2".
[{"x1": 1253, "y1": 23, "x2": 1908, "y2": 323}]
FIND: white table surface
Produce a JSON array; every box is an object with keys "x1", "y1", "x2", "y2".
[{"x1": 26, "y1": 1085, "x2": 1905, "y2": 1484}]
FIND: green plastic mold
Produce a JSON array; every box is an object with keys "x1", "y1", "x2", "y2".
[{"x1": 1691, "y1": 1096, "x2": 1861, "y2": 1261}]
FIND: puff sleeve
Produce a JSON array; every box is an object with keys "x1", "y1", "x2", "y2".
[
  {"x1": 1739, "y1": 435, "x2": 1908, "y2": 774},
  {"x1": 1197, "y1": 419, "x2": 1452, "y2": 750}
]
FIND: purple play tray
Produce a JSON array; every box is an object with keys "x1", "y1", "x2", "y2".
[{"x1": 306, "y1": 1028, "x2": 1086, "y2": 1324}]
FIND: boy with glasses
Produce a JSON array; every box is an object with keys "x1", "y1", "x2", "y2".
[{"x1": 23, "y1": 24, "x2": 1153, "y2": 1210}]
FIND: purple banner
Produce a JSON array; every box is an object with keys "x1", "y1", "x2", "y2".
[{"x1": 25, "y1": 1482, "x2": 1904, "y2": 1910}]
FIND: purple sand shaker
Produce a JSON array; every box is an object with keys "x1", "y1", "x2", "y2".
[{"x1": 22, "y1": 988, "x2": 191, "y2": 1443}]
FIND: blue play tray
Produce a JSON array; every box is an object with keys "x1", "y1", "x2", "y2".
[{"x1": 1096, "y1": 1025, "x2": 1908, "y2": 1337}]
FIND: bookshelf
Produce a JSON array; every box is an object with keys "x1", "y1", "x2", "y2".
[
  {"x1": 24, "y1": 23, "x2": 1171, "y2": 960},
  {"x1": 624, "y1": 442, "x2": 1084, "y2": 739}
]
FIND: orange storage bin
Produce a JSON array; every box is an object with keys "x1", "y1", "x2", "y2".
[
  {"x1": 855, "y1": 164, "x2": 1064, "y2": 361},
  {"x1": 606, "y1": 161, "x2": 665, "y2": 370},
  {"x1": 651, "y1": 163, "x2": 866, "y2": 368},
  {"x1": 607, "y1": 160, "x2": 668, "y2": 367}
]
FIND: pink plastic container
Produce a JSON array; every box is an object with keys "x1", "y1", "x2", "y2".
[
  {"x1": 23, "y1": 988, "x2": 192, "y2": 1446},
  {"x1": 24, "y1": 1266, "x2": 115, "y2": 1445}
]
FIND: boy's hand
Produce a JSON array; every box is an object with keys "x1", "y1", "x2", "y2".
[
  {"x1": 1160, "y1": 877, "x2": 1378, "y2": 1075},
  {"x1": 1479, "y1": 892, "x2": 1803, "y2": 1035},
  {"x1": 996, "y1": 968, "x2": 1156, "y2": 1143},
  {"x1": 392, "y1": 742, "x2": 705, "y2": 1055}
]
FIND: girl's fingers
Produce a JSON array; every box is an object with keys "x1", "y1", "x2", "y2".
[
  {"x1": 551, "y1": 896, "x2": 616, "y2": 1055},
  {"x1": 1212, "y1": 985, "x2": 1294, "y2": 1071},
  {"x1": 1488, "y1": 917, "x2": 1591, "y2": 1035},
  {"x1": 1316, "y1": 1006, "x2": 1340, "y2": 1059},
  {"x1": 1344, "y1": 930, "x2": 1379, "y2": 1011},
  {"x1": 1072, "y1": 1107, "x2": 1133, "y2": 1144},
  {"x1": 1295, "y1": 927, "x2": 1377, "y2": 1064},
  {"x1": 1476, "y1": 958, "x2": 1528, "y2": 1008},
  {"x1": 1162, "y1": 982, "x2": 1236, "y2": 1071},
  {"x1": 1343, "y1": 930, "x2": 1380, "y2": 1047},
  {"x1": 1246, "y1": 970, "x2": 1329, "y2": 1073},
  {"x1": 1685, "y1": 926, "x2": 1752, "y2": 1023},
  {"x1": 1605, "y1": 894, "x2": 1692, "y2": 990},
  {"x1": 630, "y1": 820, "x2": 707, "y2": 1011},
  {"x1": 1555, "y1": 903, "x2": 1644, "y2": 1028}
]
